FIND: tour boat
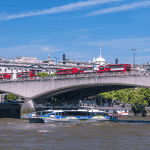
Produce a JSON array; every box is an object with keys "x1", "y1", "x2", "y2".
[
  {"x1": 24, "y1": 109, "x2": 54, "y2": 123},
  {"x1": 26, "y1": 109, "x2": 118, "y2": 123}
]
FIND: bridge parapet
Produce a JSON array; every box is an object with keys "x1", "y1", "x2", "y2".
[{"x1": 0, "y1": 75, "x2": 149, "y2": 99}]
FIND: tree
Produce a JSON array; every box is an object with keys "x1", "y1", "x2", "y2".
[
  {"x1": 98, "y1": 91, "x2": 115, "y2": 99},
  {"x1": 50, "y1": 72, "x2": 56, "y2": 76},
  {"x1": 37, "y1": 72, "x2": 50, "y2": 77},
  {"x1": 98, "y1": 91, "x2": 115, "y2": 106},
  {"x1": 128, "y1": 90, "x2": 147, "y2": 107},
  {"x1": 98, "y1": 87, "x2": 150, "y2": 114},
  {"x1": 37, "y1": 72, "x2": 56, "y2": 77},
  {"x1": 114, "y1": 89, "x2": 129, "y2": 104},
  {"x1": 7, "y1": 94, "x2": 17, "y2": 100}
]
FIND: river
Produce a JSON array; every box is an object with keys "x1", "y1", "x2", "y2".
[{"x1": 0, "y1": 118, "x2": 150, "y2": 150}]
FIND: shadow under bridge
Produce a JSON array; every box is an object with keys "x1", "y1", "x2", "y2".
[{"x1": 34, "y1": 84, "x2": 136, "y2": 103}]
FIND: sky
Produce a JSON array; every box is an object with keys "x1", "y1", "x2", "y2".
[{"x1": 0, "y1": 0, "x2": 150, "y2": 64}]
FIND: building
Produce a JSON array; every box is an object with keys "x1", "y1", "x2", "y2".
[
  {"x1": 93, "y1": 44, "x2": 106, "y2": 71},
  {"x1": 14, "y1": 56, "x2": 42, "y2": 63},
  {"x1": 143, "y1": 63, "x2": 150, "y2": 72},
  {"x1": 42, "y1": 52, "x2": 56, "y2": 65},
  {"x1": 0, "y1": 52, "x2": 96, "y2": 80},
  {"x1": 58, "y1": 54, "x2": 94, "y2": 68},
  {"x1": 0, "y1": 44, "x2": 108, "y2": 80}
]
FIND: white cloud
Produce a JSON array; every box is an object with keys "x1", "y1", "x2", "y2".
[
  {"x1": 66, "y1": 28, "x2": 95, "y2": 33},
  {"x1": 40, "y1": 46, "x2": 64, "y2": 52},
  {"x1": 0, "y1": 0, "x2": 122, "y2": 20},
  {"x1": 76, "y1": 34, "x2": 89, "y2": 39},
  {"x1": 86, "y1": 1, "x2": 150, "y2": 16},
  {"x1": 0, "y1": 45, "x2": 64, "y2": 59},
  {"x1": 43, "y1": 47, "x2": 49, "y2": 51},
  {"x1": 29, "y1": 38, "x2": 49, "y2": 44},
  {"x1": 138, "y1": 48, "x2": 150, "y2": 52},
  {"x1": 135, "y1": 56, "x2": 150, "y2": 62},
  {"x1": 81, "y1": 37, "x2": 150, "y2": 47},
  {"x1": 66, "y1": 51, "x2": 87, "y2": 60}
]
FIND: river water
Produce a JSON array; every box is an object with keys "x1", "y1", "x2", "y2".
[{"x1": 0, "y1": 118, "x2": 150, "y2": 150}]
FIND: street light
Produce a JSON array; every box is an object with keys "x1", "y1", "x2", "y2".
[
  {"x1": 131, "y1": 49, "x2": 137, "y2": 66},
  {"x1": 54, "y1": 57, "x2": 59, "y2": 72}
]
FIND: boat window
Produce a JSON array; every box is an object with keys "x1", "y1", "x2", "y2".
[
  {"x1": 90, "y1": 112, "x2": 96, "y2": 116},
  {"x1": 96, "y1": 113, "x2": 103, "y2": 115},
  {"x1": 104, "y1": 113, "x2": 108, "y2": 116},
  {"x1": 50, "y1": 113, "x2": 55, "y2": 115},
  {"x1": 36, "y1": 112, "x2": 41, "y2": 116},
  {"x1": 61, "y1": 112, "x2": 65, "y2": 116},
  {"x1": 56, "y1": 113, "x2": 59, "y2": 115},
  {"x1": 59, "y1": 112, "x2": 106, "y2": 116},
  {"x1": 60, "y1": 111, "x2": 89, "y2": 116},
  {"x1": 42, "y1": 112, "x2": 51, "y2": 115},
  {"x1": 113, "y1": 110, "x2": 116, "y2": 113}
]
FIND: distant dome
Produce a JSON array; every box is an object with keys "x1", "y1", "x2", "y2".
[
  {"x1": 93, "y1": 43, "x2": 106, "y2": 65},
  {"x1": 95, "y1": 56, "x2": 105, "y2": 62}
]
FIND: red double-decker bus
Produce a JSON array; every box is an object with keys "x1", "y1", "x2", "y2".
[
  {"x1": 0, "y1": 73, "x2": 12, "y2": 80},
  {"x1": 56, "y1": 68, "x2": 79, "y2": 75},
  {"x1": 79, "y1": 67, "x2": 94, "y2": 74},
  {"x1": 17, "y1": 71, "x2": 37, "y2": 79},
  {"x1": 99, "y1": 64, "x2": 131, "y2": 74}
]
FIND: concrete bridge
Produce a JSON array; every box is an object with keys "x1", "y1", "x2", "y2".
[{"x1": 0, "y1": 75, "x2": 150, "y2": 111}]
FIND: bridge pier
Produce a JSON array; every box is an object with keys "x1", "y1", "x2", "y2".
[{"x1": 21, "y1": 97, "x2": 35, "y2": 117}]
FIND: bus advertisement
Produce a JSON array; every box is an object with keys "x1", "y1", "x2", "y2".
[
  {"x1": 56, "y1": 68, "x2": 79, "y2": 75},
  {"x1": 99, "y1": 64, "x2": 131, "y2": 74},
  {"x1": 79, "y1": 67, "x2": 94, "y2": 74}
]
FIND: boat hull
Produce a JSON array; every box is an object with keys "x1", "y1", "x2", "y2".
[
  {"x1": 29, "y1": 118, "x2": 44, "y2": 123},
  {"x1": 29, "y1": 117, "x2": 111, "y2": 123}
]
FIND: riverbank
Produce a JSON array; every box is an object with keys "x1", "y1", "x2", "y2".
[{"x1": 117, "y1": 115, "x2": 150, "y2": 120}]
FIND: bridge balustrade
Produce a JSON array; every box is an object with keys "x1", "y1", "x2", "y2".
[{"x1": 0, "y1": 72, "x2": 149, "y2": 83}]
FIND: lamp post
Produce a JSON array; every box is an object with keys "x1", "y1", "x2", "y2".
[
  {"x1": 131, "y1": 49, "x2": 137, "y2": 66},
  {"x1": 54, "y1": 57, "x2": 59, "y2": 72}
]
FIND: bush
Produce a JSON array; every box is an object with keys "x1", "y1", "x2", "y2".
[
  {"x1": 7, "y1": 94, "x2": 17, "y2": 100},
  {"x1": 37, "y1": 72, "x2": 50, "y2": 77}
]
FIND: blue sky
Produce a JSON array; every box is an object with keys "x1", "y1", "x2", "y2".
[{"x1": 0, "y1": 0, "x2": 150, "y2": 64}]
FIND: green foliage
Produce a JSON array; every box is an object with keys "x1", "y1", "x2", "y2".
[
  {"x1": 128, "y1": 90, "x2": 146, "y2": 108},
  {"x1": 37, "y1": 72, "x2": 56, "y2": 77},
  {"x1": 50, "y1": 72, "x2": 56, "y2": 76},
  {"x1": 114, "y1": 89, "x2": 129, "y2": 103},
  {"x1": 88, "y1": 96, "x2": 92, "y2": 100},
  {"x1": 7, "y1": 94, "x2": 17, "y2": 100},
  {"x1": 98, "y1": 91, "x2": 115, "y2": 99},
  {"x1": 99, "y1": 87, "x2": 150, "y2": 110},
  {"x1": 37, "y1": 72, "x2": 50, "y2": 77}
]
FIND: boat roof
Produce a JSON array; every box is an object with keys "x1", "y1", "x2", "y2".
[{"x1": 48, "y1": 109, "x2": 105, "y2": 113}]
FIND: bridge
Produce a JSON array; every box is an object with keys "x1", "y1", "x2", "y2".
[{"x1": 0, "y1": 74, "x2": 149, "y2": 111}]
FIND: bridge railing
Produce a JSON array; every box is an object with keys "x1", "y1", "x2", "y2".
[{"x1": 0, "y1": 72, "x2": 149, "y2": 83}]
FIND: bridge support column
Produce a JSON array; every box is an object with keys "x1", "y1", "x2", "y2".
[
  {"x1": 0, "y1": 93, "x2": 7, "y2": 103},
  {"x1": 21, "y1": 97, "x2": 35, "y2": 118}
]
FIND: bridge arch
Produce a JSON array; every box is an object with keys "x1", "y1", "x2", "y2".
[
  {"x1": 0, "y1": 75, "x2": 149, "y2": 100},
  {"x1": 32, "y1": 83, "x2": 137, "y2": 100}
]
